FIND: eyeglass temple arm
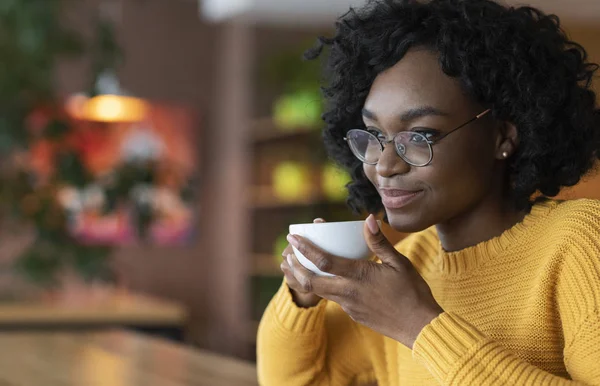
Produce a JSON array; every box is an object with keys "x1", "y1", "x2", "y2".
[
  {"x1": 476, "y1": 109, "x2": 492, "y2": 119},
  {"x1": 435, "y1": 108, "x2": 492, "y2": 141}
]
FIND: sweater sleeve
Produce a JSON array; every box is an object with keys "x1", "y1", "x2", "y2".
[
  {"x1": 257, "y1": 280, "x2": 375, "y2": 386},
  {"x1": 412, "y1": 210, "x2": 600, "y2": 386},
  {"x1": 412, "y1": 312, "x2": 600, "y2": 385}
]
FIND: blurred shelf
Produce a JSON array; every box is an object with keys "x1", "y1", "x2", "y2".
[
  {"x1": 249, "y1": 186, "x2": 348, "y2": 210},
  {"x1": 0, "y1": 290, "x2": 187, "y2": 328},
  {"x1": 252, "y1": 254, "x2": 283, "y2": 277},
  {"x1": 251, "y1": 118, "x2": 320, "y2": 144},
  {"x1": 251, "y1": 197, "x2": 348, "y2": 210},
  {"x1": 245, "y1": 116, "x2": 350, "y2": 351}
]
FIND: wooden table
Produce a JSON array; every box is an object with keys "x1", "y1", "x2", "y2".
[
  {"x1": 0, "y1": 290, "x2": 187, "y2": 340},
  {"x1": 0, "y1": 330, "x2": 258, "y2": 386},
  {"x1": 0, "y1": 290, "x2": 186, "y2": 326}
]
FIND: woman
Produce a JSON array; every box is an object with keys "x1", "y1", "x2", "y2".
[{"x1": 257, "y1": 0, "x2": 600, "y2": 384}]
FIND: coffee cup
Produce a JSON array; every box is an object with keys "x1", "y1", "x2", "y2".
[{"x1": 288, "y1": 220, "x2": 380, "y2": 277}]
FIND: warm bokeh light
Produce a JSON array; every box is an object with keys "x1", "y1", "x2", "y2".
[
  {"x1": 272, "y1": 161, "x2": 311, "y2": 201},
  {"x1": 82, "y1": 94, "x2": 148, "y2": 123},
  {"x1": 321, "y1": 163, "x2": 351, "y2": 201}
]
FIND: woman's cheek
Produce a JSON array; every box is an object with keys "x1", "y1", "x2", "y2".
[{"x1": 364, "y1": 163, "x2": 378, "y2": 187}]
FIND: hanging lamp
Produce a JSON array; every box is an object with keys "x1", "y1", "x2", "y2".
[
  {"x1": 67, "y1": 0, "x2": 147, "y2": 123},
  {"x1": 81, "y1": 70, "x2": 147, "y2": 123}
]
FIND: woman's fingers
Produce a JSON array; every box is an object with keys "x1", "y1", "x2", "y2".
[
  {"x1": 287, "y1": 252, "x2": 349, "y2": 299},
  {"x1": 279, "y1": 218, "x2": 330, "y2": 303},
  {"x1": 286, "y1": 253, "x2": 318, "y2": 293},
  {"x1": 284, "y1": 252, "x2": 324, "y2": 296},
  {"x1": 281, "y1": 244, "x2": 293, "y2": 259},
  {"x1": 281, "y1": 218, "x2": 326, "y2": 258},
  {"x1": 281, "y1": 256, "x2": 308, "y2": 293},
  {"x1": 280, "y1": 217, "x2": 327, "y2": 282},
  {"x1": 282, "y1": 255, "x2": 324, "y2": 307},
  {"x1": 287, "y1": 234, "x2": 361, "y2": 278}
]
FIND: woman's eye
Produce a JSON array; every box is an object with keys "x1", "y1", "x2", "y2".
[
  {"x1": 410, "y1": 134, "x2": 427, "y2": 143},
  {"x1": 367, "y1": 129, "x2": 387, "y2": 141},
  {"x1": 411, "y1": 129, "x2": 438, "y2": 141}
]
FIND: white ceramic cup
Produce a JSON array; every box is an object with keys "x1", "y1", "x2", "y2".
[{"x1": 288, "y1": 220, "x2": 380, "y2": 277}]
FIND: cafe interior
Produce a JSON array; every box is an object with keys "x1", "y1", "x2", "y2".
[{"x1": 0, "y1": 0, "x2": 598, "y2": 384}]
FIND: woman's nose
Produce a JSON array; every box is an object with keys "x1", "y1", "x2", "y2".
[{"x1": 375, "y1": 141, "x2": 411, "y2": 177}]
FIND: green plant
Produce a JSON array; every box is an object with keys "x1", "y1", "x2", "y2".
[
  {"x1": 260, "y1": 40, "x2": 323, "y2": 94},
  {"x1": 0, "y1": 1, "x2": 122, "y2": 287},
  {"x1": 261, "y1": 41, "x2": 325, "y2": 129},
  {"x1": 0, "y1": 0, "x2": 82, "y2": 151}
]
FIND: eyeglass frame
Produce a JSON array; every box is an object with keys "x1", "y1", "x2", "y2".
[{"x1": 343, "y1": 108, "x2": 491, "y2": 167}]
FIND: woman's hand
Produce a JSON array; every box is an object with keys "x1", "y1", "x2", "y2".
[
  {"x1": 280, "y1": 218, "x2": 325, "y2": 308},
  {"x1": 285, "y1": 214, "x2": 444, "y2": 348}
]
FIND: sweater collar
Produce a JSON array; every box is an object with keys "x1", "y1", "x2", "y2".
[{"x1": 436, "y1": 199, "x2": 558, "y2": 276}]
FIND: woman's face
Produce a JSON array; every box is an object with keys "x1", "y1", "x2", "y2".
[{"x1": 362, "y1": 49, "x2": 503, "y2": 233}]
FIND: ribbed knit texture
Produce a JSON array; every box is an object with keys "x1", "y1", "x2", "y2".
[{"x1": 257, "y1": 199, "x2": 600, "y2": 385}]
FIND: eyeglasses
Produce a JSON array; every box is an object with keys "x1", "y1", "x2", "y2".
[{"x1": 344, "y1": 109, "x2": 491, "y2": 167}]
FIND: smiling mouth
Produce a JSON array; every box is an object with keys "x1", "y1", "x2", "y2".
[{"x1": 379, "y1": 189, "x2": 423, "y2": 209}]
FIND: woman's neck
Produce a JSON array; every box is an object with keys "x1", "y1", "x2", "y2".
[{"x1": 435, "y1": 195, "x2": 526, "y2": 253}]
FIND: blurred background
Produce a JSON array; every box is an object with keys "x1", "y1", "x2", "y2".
[{"x1": 0, "y1": 0, "x2": 598, "y2": 376}]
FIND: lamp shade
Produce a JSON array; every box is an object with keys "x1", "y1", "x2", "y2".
[
  {"x1": 67, "y1": 70, "x2": 148, "y2": 123},
  {"x1": 83, "y1": 95, "x2": 148, "y2": 123}
]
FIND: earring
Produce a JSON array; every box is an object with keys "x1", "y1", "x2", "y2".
[{"x1": 502, "y1": 151, "x2": 509, "y2": 158}]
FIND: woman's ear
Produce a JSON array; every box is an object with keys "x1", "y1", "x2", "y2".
[{"x1": 496, "y1": 121, "x2": 519, "y2": 160}]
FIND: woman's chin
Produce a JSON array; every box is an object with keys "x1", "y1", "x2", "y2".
[{"x1": 385, "y1": 208, "x2": 433, "y2": 234}]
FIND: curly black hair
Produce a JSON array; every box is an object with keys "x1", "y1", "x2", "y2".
[{"x1": 305, "y1": 0, "x2": 600, "y2": 214}]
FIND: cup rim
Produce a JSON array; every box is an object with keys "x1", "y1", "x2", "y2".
[
  {"x1": 290, "y1": 220, "x2": 367, "y2": 227},
  {"x1": 289, "y1": 219, "x2": 383, "y2": 228}
]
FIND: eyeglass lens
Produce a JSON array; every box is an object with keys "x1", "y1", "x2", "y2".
[{"x1": 346, "y1": 130, "x2": 431, "y2": 166}]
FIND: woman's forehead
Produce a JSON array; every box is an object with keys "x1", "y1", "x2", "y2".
[{"x1": 364, "y1": 50, "x2": 469, "y2": 121}]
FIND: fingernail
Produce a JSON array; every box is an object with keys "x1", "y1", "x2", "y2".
[
  {"x1": 313, "y1": 218, "x2": 325, "y2": 223},
  {"x1": 287, "y1": 254, "x2": 293, "y2": 266},
  {"x1": 366, "y1": 214, "x2": 379, "y2": 235},
  {"x1": 287, "y1": 234, "x2": 299, "y2": 247}
]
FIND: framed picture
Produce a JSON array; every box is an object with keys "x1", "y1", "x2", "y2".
[{"x1": 28, "y1": 102, "x2": 199, "y2": 246}]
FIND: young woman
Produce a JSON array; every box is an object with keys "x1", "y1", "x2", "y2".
[{"x1": 257, "y1": 0, "x2": 600, "y2": 384}]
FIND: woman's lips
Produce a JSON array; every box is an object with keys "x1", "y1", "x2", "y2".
[{"x1": 379, "y1": 189, "x2": 423, "y2": 209}]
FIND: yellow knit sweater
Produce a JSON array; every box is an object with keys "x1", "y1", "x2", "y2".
[{"x1": 257, "y1": 199, "x2": 600, "y2": 385}]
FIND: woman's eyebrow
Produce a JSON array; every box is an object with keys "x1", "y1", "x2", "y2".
[{"x1": 362, "y1": 106, "x2": 450, "y2": 122}]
